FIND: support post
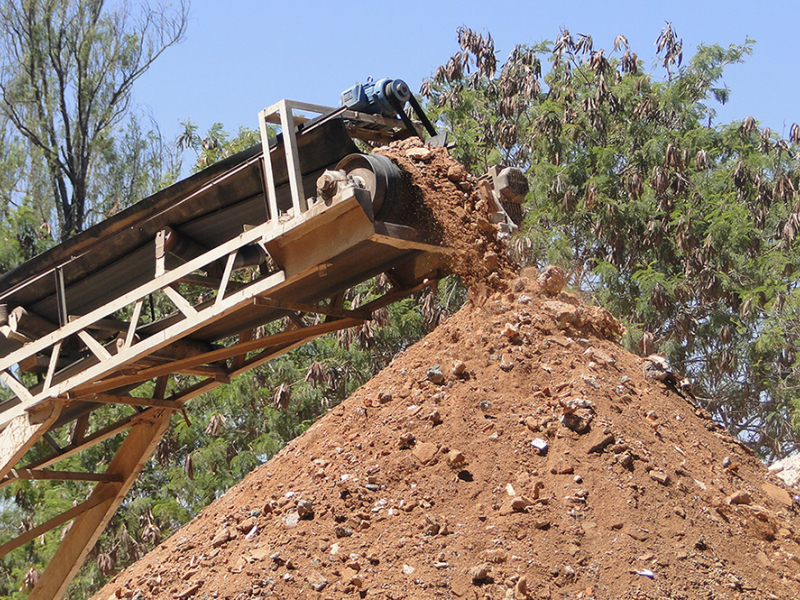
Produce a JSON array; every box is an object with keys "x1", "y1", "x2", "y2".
[{"x1": 27, "y1": 408, "x2": 171, "y2": 600}]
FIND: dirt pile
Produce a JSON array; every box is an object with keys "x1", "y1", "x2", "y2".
[
  {"x1": 94, "y1": 275, "x2": 800, "y2": 600},
  {"x1": 92, "y1": 145, "x2": 800, "y2": 600}
]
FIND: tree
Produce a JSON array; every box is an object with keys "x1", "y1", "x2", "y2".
[
  {"x1": 423, "y1": 25, "x2": 800, "y2": 460},
  {"x1": 0, "y1": 0, "x2": 189, "y2": 241}
]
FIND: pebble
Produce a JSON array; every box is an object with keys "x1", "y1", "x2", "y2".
[
  {"x1": 451, "y1": 360, "x2": 468, "y2": 377},
  {"x1": 470, "y1": 564, "x2": 491, "y2": 582},
  {"x1": 538, "y1": 265, "x2": 567, "y2": 295},
  {"x1": 649, "y1": 470, "x2": 670, "y2": 485},
  {"x1": 447, "y1": 449, "x2": 466, "y2": 466},
  {"x1": 531, "y1": 438, "x2": 548, "y2": 452},
  {"x1": 427, "y1": 365, "x2": 445, "y2": 385},
  {"x1": 501, "y1": 322, "x2": 520, "y2": 340},
  {"x1": 306, "y1": 570, "x2": 328, "y2": 592},
  {"x1": 726, "y1": 490, "x2": 752, "y2": 505},
  {"x1": 406, "y1": 146, "x2": 433, "y2": 161},
  {"x1": 398, "y1": 432, "x2": 415, "y2": 448},
  {"x1": 297, "y1": 499, "x2": 314, "y2": 519}
]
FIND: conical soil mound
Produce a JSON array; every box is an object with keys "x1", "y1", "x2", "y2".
[
  {"x1": 93, "y1": 277, "x2": 800, "y2": 600},
  {"x1": 93, "y1": 142, "x2": 800, "y2": 600}
]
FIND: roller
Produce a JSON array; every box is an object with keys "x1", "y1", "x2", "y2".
[{"x1": 334, "y1": 153, "x2": 406, "y2": 220}]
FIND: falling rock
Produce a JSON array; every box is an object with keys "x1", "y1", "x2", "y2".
[
  {"x1": 538, "y1": 265, "x2": 567, "y2": 296},
  {"x1": 413, "y1": 442, "x2": 438, "y2": 464},
  {"x1": 306, "y1": 570, "x2": 328, "y2": 592},
  {"x1": 484, "y1": 251, "x2": 500, "y2": 271},
  {"x1": 406, "y1": 146, "x2": 433, "y2": 161},
  {"x1": 427, "y1": 365, "x2": 445, "y2": 385},
  {"x1": 476, "y1": 216, "x2": 495, "y2": 233},
  {"x1": 402, "y1": 564, "x2": 415, "y2": 575},
  {"x1": 210, "y1": 526, "x2": 230, "y2": 548},
  {"x1": 727, "y1": 490, "x2": 753, "y2": 505}
]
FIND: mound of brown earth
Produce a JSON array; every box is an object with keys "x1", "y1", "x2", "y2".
[{"x1": 93, "y1": 271, "x2": 800, "y2": 600}]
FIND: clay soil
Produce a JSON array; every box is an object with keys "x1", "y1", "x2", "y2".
[{"x1": 92, "y1": 144, "x2": 800, "y2": 600}]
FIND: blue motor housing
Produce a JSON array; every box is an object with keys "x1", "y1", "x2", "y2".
[{"x1": 341, "y1": 78, "x2": 411, "y2": 118}]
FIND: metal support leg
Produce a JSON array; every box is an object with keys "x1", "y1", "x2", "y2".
[{"x1": 27, "y1": 409, "x2": 171, "y2": 600}]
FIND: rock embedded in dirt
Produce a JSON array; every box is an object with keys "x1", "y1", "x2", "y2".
[
  {"x1": 538, "y1": 265, "x2": 567, "y2": 295},
  {"x1": 209, "y1": 526, "x2": 230, "y2": 548},
  {"x1": 296, "y1": 499, "x2": 314, "y2": 519},
  {"x1": 305, "y1": 570, "x2": 327, "y2": 592},
  {"x1": 426, "y1": 364, "x2": 445, "y2": 385},
  {"x1": 469, "y1": 563, "x2": 491, "y2": 583},
  {"x1": 727, "y1": 490, "x2": 753, "y2": 505},
  {"x1": 405, "y1": 146, "x2": 433, "y2": 161},
  {"x1": 649, "y1": 470, "x2": 670, "y2": 485},
  {"x1": 413, "y1": 442, "x2": 438, "y2": 464},
  {"x1": 542, "y1": 300, "x2": 582, "y2": 329}
]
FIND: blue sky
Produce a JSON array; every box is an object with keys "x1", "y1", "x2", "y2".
[{"x1": 133, "y1": 0, "x2": 800, "y2": 147}]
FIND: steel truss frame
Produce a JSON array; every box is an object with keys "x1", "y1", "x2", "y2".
[{"x1": 0, "y1": 101, "x2": 447, "y2": 599}]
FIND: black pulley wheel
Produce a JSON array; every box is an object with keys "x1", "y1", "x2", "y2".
[{"x1": 335, "y1": 153, "x2": 405, "y2": 220}]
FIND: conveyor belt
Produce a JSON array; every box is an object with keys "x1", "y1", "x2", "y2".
[{"x1": 0, "y1": 100, "x2": 449, "y2": 600}]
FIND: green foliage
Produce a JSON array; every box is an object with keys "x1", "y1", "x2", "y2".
[
  {"x1": 177, "y1": 121, "x2": 262, "y2": 173},
  {"x1": 0, "y1": 0, "x2": 188, "y2": 242},
  {"x1": 423, "y1": 25, "x2": 800, "y2": 460}
]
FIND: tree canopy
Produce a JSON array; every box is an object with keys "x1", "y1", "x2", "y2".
[
  {"x1": 422, "y1": 25, "x2": 800, "y2": 460},
  {"x1": 0, "y1": 0, "x2": 188, "y2": 243}
]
